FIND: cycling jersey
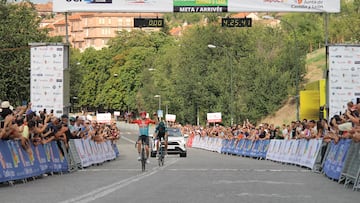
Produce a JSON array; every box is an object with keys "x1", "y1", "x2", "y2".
[
  {"x1": 132, "y1": 119, "x2": 156, "y2": 136},
  {"x1": 155, "y1": 124, "x2": 167, "y2": 137}
]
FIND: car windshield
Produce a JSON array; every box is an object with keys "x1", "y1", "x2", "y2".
[{"x1": 167, "y1": 128, "x2": 182, "y2": 137}]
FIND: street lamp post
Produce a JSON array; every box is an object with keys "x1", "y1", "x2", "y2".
[
  {"x1": 208, "y1": 44, "x2": 233, "y2": 126},
  {"x1": 154, "y1": 95, "x2": 161, "y2": 111},
  {"x1": 262, "y1": 16, "x2": 300, "y2": 121}
]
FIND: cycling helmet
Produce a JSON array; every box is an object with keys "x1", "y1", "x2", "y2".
[
  {"x1": 158, "y1": 121, "x2": 165, "y2": 127},
  {"x1": 140, "y1": 111, "x2": 146, "y2": 116}
]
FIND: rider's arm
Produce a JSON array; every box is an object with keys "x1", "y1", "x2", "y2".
[{"x1": 150, "y1": 119, "x2": 157, "y2": 125}]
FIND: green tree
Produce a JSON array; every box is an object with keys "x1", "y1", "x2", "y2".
[{"x1": 0, "y1": 1, "x2": 59, "y2": 105}]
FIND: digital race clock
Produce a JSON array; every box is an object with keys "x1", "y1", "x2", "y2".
[{"x1": 134, "y1": 18, "x2": 164, "y2": 28}]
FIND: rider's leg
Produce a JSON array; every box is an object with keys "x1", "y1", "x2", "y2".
[
  {"x1": 145, "y1": 145, "x2": 150, "y2": 158},
  {"x1": 156, "y1": 138, "x2": 160, "y2": 154},
  {"x1": 145, "y1": 136, "x2": 150, "y2": 159},
  {"x1": 165, "y1": 135, "x2": 168, "y2": 155},
  {"x1": 137, "y1": 139, "x2": 141, "y2": 154},
  {"x1": 137, "y1": 139, "x2": 141, "y2": 161},
  {"x1": 145, "y1": 144, "x2": 150, "y2": 164}
]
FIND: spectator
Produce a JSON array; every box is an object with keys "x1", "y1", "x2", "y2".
[
  {"x1": 274, "y1": 126, "x2": 283, "y2": 139},
  {"x1": 269, "y1": 124, "x2": 276, "y2": 139},
  {"x1": 281, "y1": 124, "x2": 289, "y2": 139}
]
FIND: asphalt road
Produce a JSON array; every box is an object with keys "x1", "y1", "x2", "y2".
[{"x1": 0, "y1": 127, "x2": 358, "y2": 203}]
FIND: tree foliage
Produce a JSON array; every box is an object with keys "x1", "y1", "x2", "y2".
[{"x1": 0, "y1": 1, "x2": 59, "y2": 105}]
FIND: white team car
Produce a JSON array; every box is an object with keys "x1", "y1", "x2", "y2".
[{"x1": 150, "y1": 127, "x2": 187, "y2": 157}]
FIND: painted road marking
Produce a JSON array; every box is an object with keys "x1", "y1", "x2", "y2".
[
  {"x1": 60, "y1": 159, "x2": 178, "y2": 203},
  {"x1": 236, "y1": 193, "x2": 312, "y2": 199},
  {"x1": 214, "y1": 180, "x2": 304, "y2": 185},
  {"x1": 121, "y1": 135, "x2": 136, "y2": 144},
  {"x1": 167, "y1": 168, "x2": 310, "y2": 173}
]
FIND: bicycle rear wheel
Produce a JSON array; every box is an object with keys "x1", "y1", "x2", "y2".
[{"x1": 161, "y1": 154, "x2": 165, "y2": 166}]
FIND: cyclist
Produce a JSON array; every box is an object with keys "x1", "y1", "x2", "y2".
[
  {"x1": 154, "y1": 121, "x2": 168, "y2": 159},
  {"x1": 131, "y1": 111, "x2": 157, "y2": 164}
]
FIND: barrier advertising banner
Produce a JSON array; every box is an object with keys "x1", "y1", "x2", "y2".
[
  {"x1": 72, "y1": 139, "x2": 116, "y2": 168},
  {"x1": 322, "y1": 139, "x2": 352, "y2": 180},
  {"x1": 0, "y1": 140, "x2": 69, "y2": 183},
  {"x1": 53, "y1": 0, "x2": 340, "y2": 13},
  {"x1": 192, "y1": 136, "x2": 269, "y2": 158},
  {"x1": 266, "y1": 139, "x2": 322, "y2": 169}
]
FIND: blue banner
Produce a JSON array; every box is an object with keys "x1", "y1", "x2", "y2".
[
  {"x1": 323, "y1": 139, "x2": 352, "y2": 180},
  {"x1": 44, "y1": 143, "x2": 54, "y2": 173},
  {"x1": 50, "y1": 142, "x2": 68, "y2": 173},
  {"x1": 1, "y1": 140, "x2": 38, "y2": 181},
  {"x1": 228, "y1": 139, "x2": 269, "y2": 158},
  {"x1": 221, "y1": 139, "x2": 230, "y2": 154},
  {"x1": 33, "y1": 144, "x2": 48, "y2": 174},
  {"x1": 0, "y1": 141, "x2": 16, "y2": 182}
]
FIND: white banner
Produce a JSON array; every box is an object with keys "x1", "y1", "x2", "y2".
[
  {"x1": 328, "y1": 45, "x2": 360, "y2": 119},
  {"x1": 30, "y1": 45, "x2": 65, "y2": 117},
  {"x1": 207, "y1": 112, "x2": 222, "y2": 123},
  {"x1": 165, "y1": 114, "x2": 176, "y2": 122},
  {"x1": 266, "y1": 139, "x2": 322, "y2": 169},
  {"x1": 53, "y1": 0, "x2": 340, "y2": 13},
  {"x1": 73, "y1": 138, "x2": 116, "y2": 167},
  {"x1": 96, "y1": 113, "x2": 112, "y2": 124}
]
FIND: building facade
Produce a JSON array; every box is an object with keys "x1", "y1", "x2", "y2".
[{"x1": 37, "y1": 2, "x2": 163, "y2": 51}]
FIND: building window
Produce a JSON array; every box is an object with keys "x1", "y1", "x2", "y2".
[
  {"x1": 125, "y1": 18, "x2": 131, "y2": 26},
  {"x1": 101, "y1": 28, "x2": 112, "y2": 35},
  {"x1": 108, "y1": 17, "x2": 112, "y2": 24},
  {"x1": 102, "y1": 39, "x2": 109, "y2": 45},
  {"x1": 99, "y1": 18, "x2": 105, "y2": 25},
  {"x1": 118, "y1": 17, "x2": 123, "y2": 26}
]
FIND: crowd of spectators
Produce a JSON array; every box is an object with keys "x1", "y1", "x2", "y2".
[
  {"x1": 181, "y1": 101, "x2": 360, "y2": 144},
  {"x1": 0, "y1": 101, "x2": 120, "y2": 156}
]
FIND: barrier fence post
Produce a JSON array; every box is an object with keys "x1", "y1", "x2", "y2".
[
  {"x1": 68, "y1": 139, "x2": 83, "y2": 169},
  {"x1": 61, "y1": 141, "x2": 78, "y2": 172}
]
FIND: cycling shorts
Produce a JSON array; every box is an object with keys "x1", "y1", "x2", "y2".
[{"x1": 138, "y1": 135, "x2": 150, "y2": 146}]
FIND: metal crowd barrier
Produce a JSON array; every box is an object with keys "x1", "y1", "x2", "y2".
[
  {"x1": 67, "y1": 140, "x2": 83, "y2": 170},
  {"x1": 313, "y1": 142, "x2": 329, "y2": 173},
  {"x1": 338, "y1": 142, "x2": 360, "y2": 191},
  {"x1": 67, "y1": 138, "x2": 117, "y2": 169}
]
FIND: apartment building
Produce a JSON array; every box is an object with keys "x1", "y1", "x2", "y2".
[
  {"x1": 35, "y1": 3, "x2": 260, "y2": 51},
  {"x1": 36, "y1": 2, "x2": 163, "y2": 51}
]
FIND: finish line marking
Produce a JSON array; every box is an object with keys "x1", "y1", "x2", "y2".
[
  {"x1": 60, "y1": 158, "x2": 179, "y2": 203},
  {"x1": 167, "y1": 168, "x2": 310, "y2": 173},
  {"x1": 214, "y1": 180, "x2": 304, "y2": 185},
  {"x1": 236, "y1": 193, "x2": 312, "y2": 199}
]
